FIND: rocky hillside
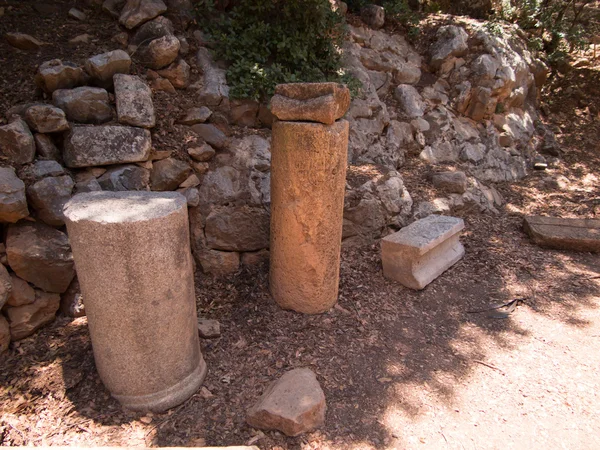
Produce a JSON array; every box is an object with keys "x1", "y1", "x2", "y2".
[{"x1": 0, "y1": 0, "x2": 555, "y2": 349}]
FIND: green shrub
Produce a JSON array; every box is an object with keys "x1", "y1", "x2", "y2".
[{"x1": 196, "y1": 0, "x2": 355, "y2": 101}]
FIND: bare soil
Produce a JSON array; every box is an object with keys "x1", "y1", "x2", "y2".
[{"x1": 1, "y1": 2, "x2": 599, "y2": 449}]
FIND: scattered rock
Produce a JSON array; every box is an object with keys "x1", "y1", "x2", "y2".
[
  {"x1": 114, "y1": 74, "x2": 155, "y2": 128},
  {"x1": 157, "y1": 59, "x2": 190, "y2": 88},
  {"x1": 430, "y1": 25, "x2": 469, "y2": 70},
  {"x1": 112, "y1": 31, "x2": 129, "y2": 46},
  {"x1": 0, "y1": 167, "x2": 29, "y2": 222},
  {"x1": 179, "y1": 174, "x2": 200, "y2": 188},
  {"x1": 34, "y1": 133, "x2": 62, "y2": 161},
  {"x1": 150, "y1": 158, "x2": 191, "y2": 191},
  {"x1": 394, "y1": 84, "x2": 425, "y2": 118},
  {"x1": 205, "y1": 206, "x2": 270, "y2": 252},
  {"x1": 5, "y1": 32, "x2": 44, "y2": 51},
  {"x1": 138, "y1": 35, "x2": 180, "y2": 70},
  {"x1": 35, "y1": 59, "x2": 85, "y2": 94},
  {"x1": 98, "y1": 164, "x2": 150, "y2": 191},
  {"x1": 0, "y1": 264, "x2": 11, "y2": 310},
  {"x1": 130, "y1": 15, "x2": 174, "y2": 45},
  {"x1": 197, "y1": 318, "x2": 220, "y2": 338},
  {"x1": 85, "y1": 50, "x2": 132, "y2": 88},
  {"x1": 0, "y1": 316, "x2": 9, "y2": 353},
  {"x1": 27, "y1": 175, "x2": 75, "y2": 226},
  {"x1": 30, "y1": 160, "x2": 65, "y2": 179},
  {"x1": 0, "y1": 117, "x2": 36, "y2": 164},
  {"x1": 5, "y1": 290, "x2": 60, "y2": 340},
  {"x1": 190, "y1": 123, "x2": 227, "y2": 150},
  {"x1": 197, "y1": 248, "x2": 240, "y2": 276},
  {"x1": 431, "y1": 171, "x2": 468, "y2": 194},
  {"x1": 7, "y1": 274, "x2": 36, "y2": 307},
  {"x1": 178, "y1": 106, "x2": 212, "y2": 125},
  {"x1": 74, "y1": 177, "x2": 102, "y2": 194},
  {"x1": 69, "y1": 34, "x2": 92, "y2": 44},
  {"x1": 64, "y1": 126, "x2": 152, "y2": 168},
  {"x1": 119, "y1": 0, "x2": 168, "y2": 29},
  {"x1": 24, "y1": 104, "x2": 69, "y2": 133},
  {"x1": 68, "y1": 7, "x2": 86, "y2": 20},
  {"x1": 149, "y1": 77, "x2": 176, "y2": 93},
  {"x1": 247, "y1": 368, "x2": 326, "y2": 437},
  {"x1": 178, "y1": 186, "x2": 199, "y2": 207},
  {"x1": 271, "y1": 83, "x2": 350, "y2": 125},
  {"x1": 53, "y1": 87, "x2": 113, "y2": 124},
  {"x1": 6, "y1": 221, "x2": 75, "y2": 293},
  {"x1": 361, "y1": 4, "x2": 385, "y2": 29},
  {"x1": 188, "y1": 143, "x2": 215, "y2": 162},
  {"x1": 194, "y1": 47, "x2": 229, "y2": 107},
  {"x1": 60, "y1": 278, "x2": 85, "y2": 317}
]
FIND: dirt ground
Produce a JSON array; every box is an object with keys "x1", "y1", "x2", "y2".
[{"x1": 1, "y1": 1, "x2": 600, "y2": 449}]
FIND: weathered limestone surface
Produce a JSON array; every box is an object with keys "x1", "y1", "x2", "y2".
[
  {"x1": 523, "y1": 216, "x2": 600, "y2": 252},
  {"x1": 53, "y1": 87, "x2": 113, "y2": 124},
  {"x1": 85, "y1": 50, "x2": 132, "y2": 88},
  {"x1": 35, "y1": 59, "x2": 85, "y2": 94},
  {"x1": 271, "y1": 83, "x2": 350, "y2": 125},
  {"x1": 64, "y1": 191, "x2": 206, "y2": 412},
  {"x1": 381, "y1": 214, "x2": 465, "y2": 290},
  {"x1": 24, "y1": 104, "x2": 69, "y2": 133},
  {"x1": 5, "y1": 290, "x2": 60, "y2": 340},
  {"x1": 247, "y1": 368, "x2": 326, "y2": 436},
  {"x1": 64, "y1": 126, "x2": 151, "y2": 168},
  {"x1": 114, "y1": 74, "x2": 155, "y2": 128},
  {"x1": 0, "y1": 118, "x2": 36, "y2": 165},
  {"x1": 0, "y1": 167, "x2": 29, "y2": 222},
  {"x1": 270, "y1": 119, "x2": 349, "y2": 314},
  {"x1": 27, "y1": 175, "x2": 75, "y2": 226}
]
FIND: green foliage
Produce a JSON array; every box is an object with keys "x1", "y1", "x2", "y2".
[{"x1": 196, "y1": 0, "x2": 355, "y2": 101}]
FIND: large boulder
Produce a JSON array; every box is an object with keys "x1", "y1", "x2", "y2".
[
  {"x1": 130, "y1": 15, "x2": 174, "y2": 45},
  {"x1": 6, "y1": 274, "x2": 36, "y2": 307},
  {"x1": 192, "y1": 48, "x2": 229, "y2": 107},
  {"x1": 64, "y1": 126, "x2": 152, "y2": 168},
  {"x1": 157, "y1": 59, "x2": 190, "y2": 89},
  {"x1": 119, "y1": 0, "x2": 167, "y2": 29},
  {"x1": 205, "y1": 206, "x2": 270, "y2": 252},
  {"x1": 430, "y1": 25, "x2": 469, "y2": 70},
  {"x1": 0, "y1": 167, "x2": 29, "y2": 223},
  {"x1": 0, "y1": 118, "x2": 36, "y2": 164},
  {"x1": 150, "y1": 158, "x2": 191, "y2": 191},
  {"x1": 5, "y1": 290, "x2": 60, "y2": 340},
  {"x1": 53, "y1": 87, "x2": 113, "y2": 124},
  {"x1": 247, "y1": 368, "x2": 326, "y2": 437},
  {"x1": 137, "y1": 35, "x2": 180, "y2": 70},
  {"x1": 24, "y1": 104, "x2": 69, "y2": 133},
  {"x1": 85, "y1": 50, "x2": 131, "y2": 89},
  {"x1": 114, "y1": 74, "x2": 155, "y2": 128},
  {"x1": 35, "y1": 59, "x2": 85, "y2": 94},
  {"x1": 27, "y1": 175, "x2": 74, "y2": 226},
  {"x1": 6, "y1": 221, "x2": 75, "y2": 293}
]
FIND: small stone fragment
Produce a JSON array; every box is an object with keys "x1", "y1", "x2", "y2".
[
  {"x1": 85, "y1": 50, "x2": 132, "y2": 88},
  {"x1": 157, "y1": 59, "x2": 190, "y2": 88},
  {"x1": 27, "y1": 175, "x2": 75, "y2": 226},
  {"x1": 188, "y1": 143, "x2": 215, "y2": 162},
  {"x1": 0, "y1": 167, "x2": 29, "y2": 222},
  {"x1": 112, "y1": 32, "x2": 129, "y2": 46},
  {"x1": 0, "y1": 316, "x2": 9, "y2": 353},
  {"x1": 0, "y1": 118, "x2": 36, "y2": 165},
  {"x1": 69, "y1": 34, "x2": 92, "y2": 44},
  {"x1": 394, "y1": 84, "x2": 425, "y2": 118},
  {"x1": 5, "y1": 32, "x2": 44, "y2": 51},
  {"x1": 190, "y1": 123, "x2": 227, "y2": 150},
  {"x1": 150, "y1": 158, "x2": 192, "y2": 191},
  {"x1": 178, "y1": 106, "x2": 212, "y2": 125},
  {"x1": 64, "y1": 126, "x2": 151, "y2": 168},
  {"x1": 6, "y1": 221, "x2": 75, "y2": 293},
  {"x1": 138, "y1": 35, "x2": 180, "y2": 69},
  {"x1": 35, "y1": 59, "x2": 85, "y2": 94},
  {"x1": 7, "y1": 274, "x2": 36, "y2": 307},
  {"x1": 431, "y1": 171, "x2": 468, "y2": 194},
  {"x1": 247, "y1": 368, "x2": 326, "y2": 437},
  {"x1": 68, "y1": 7, "x2": 86, "y2": 20},
  {"x1": 119, "y1": 0, "x2": 168, "y2": 29},
  {"x1": 60, "y1": 278, "x2": 85, "y2": 317},
  {"x1": 24, "y1": 104, "x2": 69, "y2": 133},
  {"x1": 150, "y1": 77, "x2": 176, "y2": 93},
  {"x1": 178, "y1": 186, "x2": 199, "y2": 207},
  {"x1": 5, "y1": 290, "x2": 60, "y2": 340},
  {"x1": 53, "y1": 87, "x2": 113, "y2": 124},
  {"x1": 114, "y1": 74, "x2": 155, "y2": 128},
  {"x1": 271, "y1": 83, "x2": 350, "y2": 125},
  {"x1": 179, "y1": 174, "x2": 200, "y2": 188},
  {"x1": 98, "y1": 164, "x2": 150, "y2": 191},
  {"x1": 197, "y1": 318, "x2": 220, "y2": 338}
]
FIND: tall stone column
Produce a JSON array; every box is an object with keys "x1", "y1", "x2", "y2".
[
  {"x1": 64, "y1": 191, "x2": 206, "y2": 412},
  {"x1": 269, "y1": 83, "x2": 350, "y2": 314}
]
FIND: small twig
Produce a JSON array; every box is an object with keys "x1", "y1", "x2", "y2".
[{"x1": 473, "y1": 360, "x2": 505, "y2": 376}]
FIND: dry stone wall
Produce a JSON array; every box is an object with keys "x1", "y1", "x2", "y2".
[{"x1": 0, "y1": 1, "x2": 555, "y2": 348}]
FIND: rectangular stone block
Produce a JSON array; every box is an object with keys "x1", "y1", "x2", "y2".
[
  {"x1": 523, "y1": 215, "x2": 600, "y2": 252},
  {"x1": 381, "y1": 214, "x2": 465, "y2": 290}
]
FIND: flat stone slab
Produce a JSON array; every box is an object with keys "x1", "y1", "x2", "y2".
[
  {"x1": 382, "y1": 214, "x2": 465, "y2": 290},
  {"x1": 114, "y1": 74, "x2": 155, "y2": 128},
  {"x1": 523, "y1": 216, "x2": 600, "y2": 252},
  {"x1": 271, "y1": 82, "x2": 350, "y2": 125}
]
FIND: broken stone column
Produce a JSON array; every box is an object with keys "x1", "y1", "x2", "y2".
[
  {"x1": 63, "y1": 191, "x2": 206, "y2": 412},
  {"x1": 269, "y1": 83, "x2": 350, "y2": 314}
]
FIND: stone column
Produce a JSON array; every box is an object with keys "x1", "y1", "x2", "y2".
[
  {"x1": 64, "y1": 191, "x2": 206, "y2": 412},
  {"x1": 269, "y1": 83, "x2": 350, "y2": 314}
]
